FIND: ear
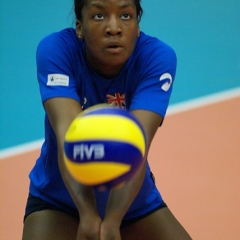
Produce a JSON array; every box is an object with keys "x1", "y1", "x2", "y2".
[{"x1": 76, "y1": 20, "x2": 83, "y2": 39}]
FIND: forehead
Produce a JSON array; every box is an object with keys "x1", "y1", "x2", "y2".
[{"x1": 84, "y1": 0, "x2": 136, "y2": 8}]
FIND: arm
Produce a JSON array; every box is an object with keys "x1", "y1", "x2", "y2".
[
  {"x1": 100, "y1": 109, "x2": 163, "y2": 239},
  {"x1": 44, "y1": 97, "x2": 102, "y2": 239}
]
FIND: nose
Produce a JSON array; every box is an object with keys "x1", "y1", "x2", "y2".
[{"x1": 105, "y1": 16, "x2": 122, "y2": 36}]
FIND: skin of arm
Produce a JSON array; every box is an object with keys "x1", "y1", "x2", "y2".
[
  {"x1": 100, "y1": 109, "x2": 163, "y2": 239},
  {"x1": 44, "y1": 97, "x2": 102, "y2": 239}
]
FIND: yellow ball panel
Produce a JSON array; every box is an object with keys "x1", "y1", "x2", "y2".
[
  {"x1": 64, "y1": 158, "x2": 131, "y2": 185},
  {"x1": 65, "y1": 115, "x2": 145, "y2": 155}
]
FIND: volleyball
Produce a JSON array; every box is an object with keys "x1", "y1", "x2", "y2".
[{"x1": 64, "y1": 105, "x2": 146, "y2": 189}]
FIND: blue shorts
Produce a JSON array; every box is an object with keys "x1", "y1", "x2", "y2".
[{"x1": 24, "y1": 193, "x2": 167, "y2": 228}]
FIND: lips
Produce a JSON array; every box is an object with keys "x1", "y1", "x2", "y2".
[
  {"x1": 105, "y1": 42, "x2": 124, "y2": 54},
  {"x1": 105, "y1": 42, "x2": 123, "y2": 48}
]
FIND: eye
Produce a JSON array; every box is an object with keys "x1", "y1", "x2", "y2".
[
  {"x1": 93, "y1": 13, "x2": 104, "y2": 20},
  {"x1": 121, "y1": 13, "x2": 131, "y2": 20}
]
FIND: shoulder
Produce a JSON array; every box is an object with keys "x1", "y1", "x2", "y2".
[
  {"x1": 137, "y1": 32, "x2": 175, "y2": 53},
  {"x1": 38, "y1": 28, "x2": 77, "y2": 45},
  {"x1": 135, "y1": 32, "x2": 177, "y2": 64},
  {"x1": 36, "y1": 28, "x2": 85, "y2": 70},
  {"x1": 37, "y1": 28, "x2": 82, "y2": 56},
  {"x1": 129, "y1": 32, "x2": 177, "y2": 81}
]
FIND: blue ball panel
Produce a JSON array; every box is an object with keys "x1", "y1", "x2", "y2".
[{"x1": 64, "y1": 140, "x2": 143, "y2": 170}]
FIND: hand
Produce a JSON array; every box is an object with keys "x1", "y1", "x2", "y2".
[
  {"x1": 100, "y1": 219, "x2": 121, "y2": 240},
  {"x1": 77, "y1": 214, "x2": 102, "y2": 240}
]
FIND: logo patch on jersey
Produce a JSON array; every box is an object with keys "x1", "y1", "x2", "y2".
[
  {"x1": 47, "y1": 74, "x2": 69, "y2": 86},
  {"x1": 159, "y1": 73, "x2": 172, "y2": 92},
  {"x1": 106, "y1": 93, "x2": 126, "y2": 108}
]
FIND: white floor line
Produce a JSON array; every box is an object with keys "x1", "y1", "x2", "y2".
[
  {"x1": 167, "y1": 87, "x2": 240, "y2": 115},
  {"x1": 0, "y1": 139, "x2": 44, "y2": 160},
  {"x1": 0, "y1": 87, "x2": 239, "y2": 160}
]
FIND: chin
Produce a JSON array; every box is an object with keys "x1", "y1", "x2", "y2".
[{"x1": 105, "y1": 55, "x2": 129, "y2": 66}]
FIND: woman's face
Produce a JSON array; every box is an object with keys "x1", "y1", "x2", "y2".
[{"x1": 76, "y1": 0, "x2": 140, "y2": 77}]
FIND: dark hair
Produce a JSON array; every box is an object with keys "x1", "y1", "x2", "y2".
[{"x1": 74, "y1": 0, "x2": 143, "y2": 22}]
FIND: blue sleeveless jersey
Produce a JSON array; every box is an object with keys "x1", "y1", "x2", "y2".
[{"x1": 29, "y1": 28, "x2": 177, "y2": 219}]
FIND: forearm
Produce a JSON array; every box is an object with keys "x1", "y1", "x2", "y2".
[
  {"x1": 58, "y1": 145, "x2": 99, "y2": 216},
  {"x1": 103, "y1": 110, "x2": 162, "y2": 224},
  {"x1": 44, "y1": 98, "x2": 98, "y2": 216},
  {"x1": 104, "y1": 161, "x2": 147, "y2": 224}
]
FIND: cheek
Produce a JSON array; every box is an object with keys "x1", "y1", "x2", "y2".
[
  {"x1": 83, "y1": 33, "x2": 97, "y2": 46},
  {"x1": 137, "y1": 28, "x2": 140, "y2": 37},
  {"x1": 84, "y1": 36, "x2": 102, "y2": 56},
  {"x1": 129, "y1": 32, "x2": 138, "y2": 48},
  {"x1": 83, "y1": 28, "x2": 101, "y2": 45}
]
